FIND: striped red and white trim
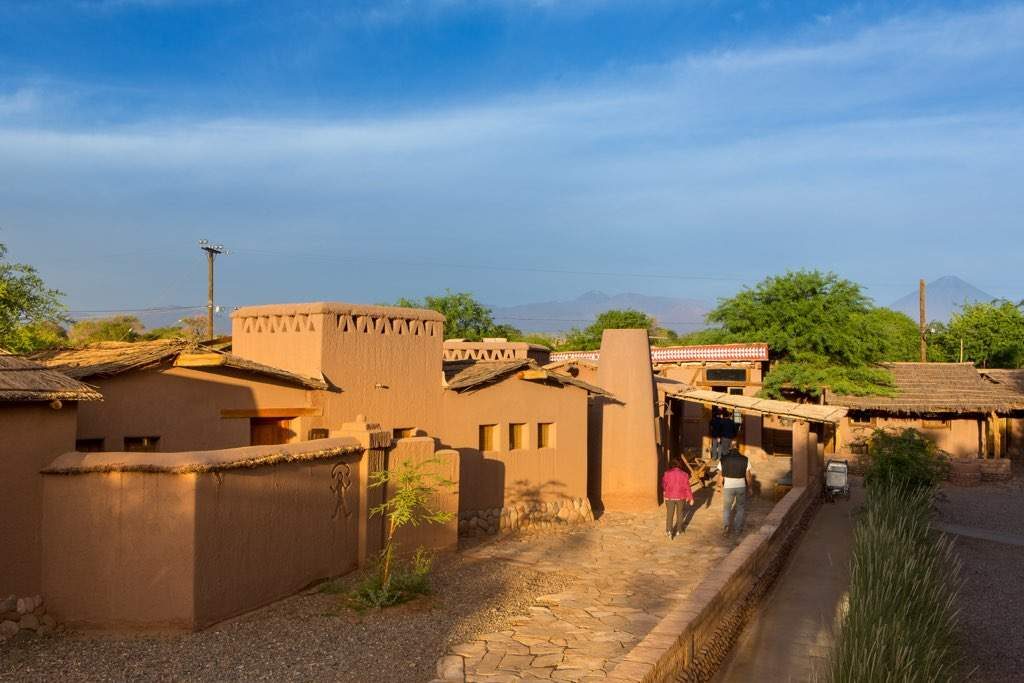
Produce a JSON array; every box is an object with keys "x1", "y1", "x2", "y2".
[{"x1": 549, "y1": 343, "x2": 768, "y2": 364}]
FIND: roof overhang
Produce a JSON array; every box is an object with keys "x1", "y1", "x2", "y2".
[{"x1": 667, "y1": 387, "x2": 847, "y2": 424}]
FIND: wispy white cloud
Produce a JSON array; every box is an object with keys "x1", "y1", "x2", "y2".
[{"x1": 2, "y1": 3, "x2": 1023, "y2": 307}]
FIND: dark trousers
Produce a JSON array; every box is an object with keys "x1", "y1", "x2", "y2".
[{"x1": 665, "y1": 498, "x2": 687, "y2": 534}]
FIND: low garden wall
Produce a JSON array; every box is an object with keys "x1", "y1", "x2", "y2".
[
  {"x1": 606, "y1": 483, "x2": 820, "y2": 682},
  {"x1": 458, "y1": 496, "x2": 594, "y2": 536}
]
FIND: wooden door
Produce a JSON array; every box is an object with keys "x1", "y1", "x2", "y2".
[{"x1": 250, "y1": 417, "x2": 295, "y2": 445}]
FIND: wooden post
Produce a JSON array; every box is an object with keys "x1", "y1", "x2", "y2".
[
  {"x1": 919, "y1": 278, "x2": 927, "y2": 363},
  {"x1": 792, "y1": 420, "x2": 810, "y2": 487},
  {"x1": 991, "y1": 412, "x2": 1002, "y2": 459}
]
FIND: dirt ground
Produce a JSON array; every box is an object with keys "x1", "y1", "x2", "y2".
[{"x1": 935, "y1": 470, "x2": 1024, "y2": 682}]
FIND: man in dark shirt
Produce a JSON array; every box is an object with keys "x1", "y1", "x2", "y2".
[{"x1": 716, "y1": 448, "x2": 754, "y2": 535}]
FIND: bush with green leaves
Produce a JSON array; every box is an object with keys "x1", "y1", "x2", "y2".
[
  {"x1": 827, "y1": 483, "x2": 962, "y2": 682},
  {"x1": 859, "y1": 428, "x2": 949, "y2": 490}
]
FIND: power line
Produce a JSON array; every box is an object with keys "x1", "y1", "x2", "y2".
[{"x1": 66, "y1": 305, "x2": 206, "y2": 315}]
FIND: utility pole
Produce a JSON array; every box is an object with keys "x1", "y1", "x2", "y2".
[
  {"x1": 919, "y1": 278, "x2": 927, "y2": 363},
  {"x1": 199, "y1": 240, "x2": 226, "y2": 340}
]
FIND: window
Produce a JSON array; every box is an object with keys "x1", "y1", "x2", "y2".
[
  {"x1": 479, "y1": 424, "x2": 496, "y2": 451},
  {"x1": 728, "y1": 387, "x2": 744, "y2": 396},
  {"x1": 308, "y1": 428, "x2": 330, "y2": 440},
  {"x1": 509, "y1": 423, "x2": 526, "y2": 450},
  {"x1": 124, "y1": 436, "x2": 159, "y2": 452},
  {"x1": 75, "y1": 438, "x2": 104, "y2": 453},
  {"x1": 922, "y1": 419, "x2": 950, "y2": 430},
  {"x1": 850, "y1": 413, "x2": 874, "y2": 425},
  {"x1": 705, "y1": 368, "x2": 747, "y2": 384},
  {"x1": 537, "y1": 422, "x2": 555, "y2": 449},
  {"x1": 393, "y1": 427, "x2": 416, "y2": 439},
  {"x1": 850, "y1": 441, "x2": 869, "y2": 456}
]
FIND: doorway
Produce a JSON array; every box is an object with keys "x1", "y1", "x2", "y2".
[{"x1": 250, "y1": 417, "x2": 296, "y2": 445}]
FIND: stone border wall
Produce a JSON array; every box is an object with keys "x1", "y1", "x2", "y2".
[
  {"x1": 605, "y1": 484, "x2": 819, "y2": 683},
  {"x1": 459, "y1": 497, "x2": 594, "y2": 536},
  {"x1": 0, "y1": 594, "x2": 57, "y2": 642}
]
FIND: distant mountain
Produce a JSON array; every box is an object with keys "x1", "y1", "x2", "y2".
[
  {"x1": 889, "y1": 276, "x2": 996, "y2": 323},
  {"x1": 491, "y1": 291, "x2": 710, "y2": 334}
]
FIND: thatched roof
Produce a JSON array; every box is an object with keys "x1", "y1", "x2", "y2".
[
  {"x1": 32, "y1": 340, "x2": 327, "y2": 390},
  {"x1": 827, "y1": 363, "x2": 1024, "y2": 415},
  {"x1": 443, "y1": 358, "x2": 609, "y2": 396},
  {"x1": 0, "y1": 350, "x2": 101, "y2": 403},
  {"x1": 979, "y1": 369, "x2": 1024, "y2": 395}
]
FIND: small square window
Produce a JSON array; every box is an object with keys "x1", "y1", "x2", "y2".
[
  {"x1": 537, "y1": 423, "x2": 555, "y2": 449},
  {"x1": 509, "y1": 423, "x2": 526, "y2": 450},
  {"x1": 728, "y1": 387, "x2": 744, "y2": 396},
  {"x1": 393, "y1": 427, "x2": 416, "y2": 439},
  {"x1": 479, "y1": 424, "x2": 496, "y2": 451},
  {"x1": 308, "y1": 428, "x2": 330, "y2": 440},
  {"x1": 76, "y1": 438, "x2": 104, "y2": 453},
  {"x1": 124, "y1": 436, "x2": 159, "y2": 452}
]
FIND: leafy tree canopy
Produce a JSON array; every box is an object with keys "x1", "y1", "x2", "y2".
[
  {"x1": 930, "y1": 300, "x2": 1024, "y2": 368},
  {"x1": 0, "y1": 242, "x2": 68, "y2": 353},
  {"x1": 395, "y1": 291, "x2": 522, "y2": 341},
  {"x1": 693, "y1": 270, "x2": 921, "y2": 397},
  {"x1": 69, "y1": 315, "x2": 143, "y2": 345},
  {"x1": 563, "y1": 309, "x2": 654, "y2": 351}
]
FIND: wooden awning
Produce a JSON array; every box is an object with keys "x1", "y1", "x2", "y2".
[{"x1": 667, "y1": 387, "x2": 847, "y2": 425}]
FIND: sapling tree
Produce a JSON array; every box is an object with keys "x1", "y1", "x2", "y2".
[{"x1": 365, "y1": 457, "x2": 454, "y2": 604}]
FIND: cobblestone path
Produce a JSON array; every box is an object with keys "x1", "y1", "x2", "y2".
[{"x1": 435, "y1": 489, "x2": 772, "y2": 682}]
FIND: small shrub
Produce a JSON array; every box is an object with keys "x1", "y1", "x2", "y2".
[
  {"x1": 346, "y1": 547, "x2": 436, "y2": 611},
  {"x1": 859, "y1": 428, "x2": 949, "y2": 490}
]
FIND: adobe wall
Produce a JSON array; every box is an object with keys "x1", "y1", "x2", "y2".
[
  {"x1": 74, "y1": 363, "x2": 315, "y2": 452},
  {"x1": 41, "y1": 471, "x2": 197, "y2": 630},
  {"x1": 388, "y1": 438, "x2": 460, "y2": 554},
  {"x1": 440, "y1": 379, "x2": 592, "y2": 534},
  {"x1": 233, "y1": 303, "x2": 446, "y2": 436},
  {"x1": 839, "y1": 415, "x2": 982, "y2": 459},
  {"x1": 595, "y1": 329, "x2": 660, "y2": 511},
  {"x1": 0, "y1": 402, "x2": 78, "y2": 597},
  {"x1": 40, "y1": 439, "x2": 365, "y2": 631}
]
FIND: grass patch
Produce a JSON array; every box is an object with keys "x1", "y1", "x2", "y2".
[
  {"x1": 828, "y1": 428, "x2": 962, "y2": 682},
  {"x1": 321, "y1": 547, "x2": 436, "y2": 612}
]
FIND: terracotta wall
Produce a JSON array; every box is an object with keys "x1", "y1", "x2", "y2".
[
  {"x1": 388, "y1": 438, "x2": 460, "y2": 555},
  {"x1": 0, "y1": 402, "x2": 78, "y2": 597},
  {"x1": 41, "y1": 439, "x2": 365, "y2": 630},
  {"x1": 595, "y1": 329, "x2": 660, "y2": 511},
  {"x1": 839, "y1": 415, "x2": 982, "y2": 458},
  {"x1": 440, "y1": 380, "x2": 589, "y2": 514},
  {"x1": 233, "y1": 303, "x2": 446, "y2": 437},
  {"x1": 75, "y1": 363, "x2": 315, "y2": 452}
]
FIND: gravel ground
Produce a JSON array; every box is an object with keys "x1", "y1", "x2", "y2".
[
  {"x1": 935, "y1": 470, "x2": 1024, "y2": 681},
  {"x1": 0, "y1": 543, "x2": 575, "y2": 683}
]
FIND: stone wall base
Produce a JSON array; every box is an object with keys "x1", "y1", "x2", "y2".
[
  {"x1": 459, "y1": 497, "x2": 594, "y2": 536},
  {"x1": 0, "y1": 594, "x2": 57, "y2": 642}
]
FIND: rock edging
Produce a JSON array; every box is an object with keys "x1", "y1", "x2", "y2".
[
  {"x1": 458, "y1": 497, "x2": 594, "y2": 536},
  {"x1": 0, "y1": 594, "x2": 57, "y2": 642}
]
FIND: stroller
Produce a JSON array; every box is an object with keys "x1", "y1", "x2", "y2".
[{"x1": 824, "y1": 459, "x2": 850, "y2": 502}]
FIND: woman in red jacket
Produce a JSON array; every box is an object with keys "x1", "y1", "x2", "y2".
[{"x1": 662, "y1": 458, "x2": 695, "y2": 539}]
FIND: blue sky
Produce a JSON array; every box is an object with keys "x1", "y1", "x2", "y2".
[{"x1": 1, "y1": 0, "x2": 1022, "y2": 326}]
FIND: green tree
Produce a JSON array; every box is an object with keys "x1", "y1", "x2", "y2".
[
  {"x1": 931, "y1": 300, "x2": 1024, "y2": 368},
  {"x1": 395, "y1": 291, "x2": 521, "y2": 341},
  {"x1": 563, "y1": 309, "x2": 654, "y2": 350},
  {"x1": 0, "y1": 242, "x2": 68, "y2": 352},
  {"x1": 68, "y1": 315, "x2": 142, "y2": 345},
  {"x1": 142, "y1": 315, "x2": 207, "y2": 341},
  {"x1": 701, "y1": 270, "x2": 908, "y2": 397}
]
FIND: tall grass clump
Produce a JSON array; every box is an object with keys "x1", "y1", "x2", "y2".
[{"x1": 828, "y1": 428, "x2": 962, "y2": 683}]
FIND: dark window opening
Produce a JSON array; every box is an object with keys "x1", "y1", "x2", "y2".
[
  {"x1": 308, "y1": 428, "x2": 330, "y2": 440},
  {"x1": 705, "y1": 368, "x2": 747, "y2": 384},
  {"x1": 76, "y1": 438, "x2": 104, "y2": 453},
  {"x1": 124, "y1": 436, "x2": 160, "y2": 452},
  {"x1": 393, "y1": 427, "x2": 416, "y2": 439}
]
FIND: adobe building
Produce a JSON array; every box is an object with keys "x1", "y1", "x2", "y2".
[
  {"x1": 441, "y1": 349, "x2": 606, "y2": 532},
  {"x1": 0, "y1": 351, "x2": 100, "y2": 598},
  {"x1": 34, "y1": 340, "x2": 328, "y2": 452},
  {"x1": 825, "y1": 362, "x2": 1024, "y2": 462},
  {"x1": 979, "y1": 369, "x2": 1024, "y2": 459}
]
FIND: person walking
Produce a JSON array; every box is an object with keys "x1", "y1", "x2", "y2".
[
  {"x1": 662, "y1": 458, "x2": 695, "y2": 539},
  {"x1": 717, "y1": 447, "x2": 754, "y2": 536},
  {"x1": 709, "y1": 408, "x2": 727, "y2": 461}
]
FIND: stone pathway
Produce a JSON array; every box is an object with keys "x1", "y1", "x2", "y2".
[
  {"x1": 934, "y1": 522, "x2": 1024, "y2": 547},
  {"x1": 713, "y1": 479, "x2": 863, "y2": 683},
  {"x1": 435, "y1": 487, "x2": 772, "y2": 682}
]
